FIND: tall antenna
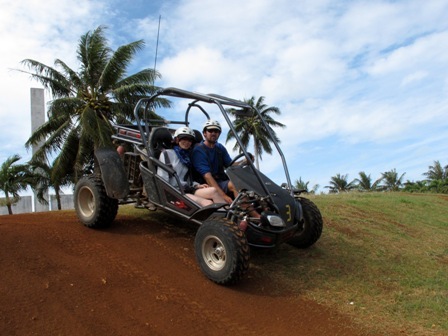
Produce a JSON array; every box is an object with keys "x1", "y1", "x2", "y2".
[{"x1": 154, "y1": 15, "x2": 161, "y2": 72}]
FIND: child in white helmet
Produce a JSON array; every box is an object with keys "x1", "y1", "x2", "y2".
[{"x1": 157, "y1": 126, "x2": 226, "y2": 207}]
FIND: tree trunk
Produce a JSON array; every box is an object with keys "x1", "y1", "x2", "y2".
[
  {"x1": 55, "y1": 189, "x2": 62, "y2": 210},
  {"x1": 254, "y1": 144, "x2": 259, "y2": 170},
  {"x1": 5, "y1": 193, "x2": 13, "y2": 215}
]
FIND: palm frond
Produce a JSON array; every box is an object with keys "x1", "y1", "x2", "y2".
[
  {"x1": 100, "y1": 40, "x2": 146, "y2": 90},
  {"x1": 78, "y1": 25, "x2": 111, "y2": 87},
  {"x1": 17, "y1": 59, "x2": 72, "y2": 97},
  {"x1": 116, "y1": 68, "x2": 160, "y2": 88},
  {"x1": 54, "y1": 59, "x2": 83, "y2": 89}
]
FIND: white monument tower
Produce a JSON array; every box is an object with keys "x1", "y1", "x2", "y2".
[{"x1": 30, "y1": 88, "x2": 49, "y2": 212}]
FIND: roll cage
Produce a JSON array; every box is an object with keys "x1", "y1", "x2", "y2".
[{"x1": 132, "y1": 87, "x2": 294, "y2": 199}]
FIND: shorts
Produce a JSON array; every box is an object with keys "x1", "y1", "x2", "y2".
[{"x1": 217, "y1": 179, "x2": 229, "y2": 194}]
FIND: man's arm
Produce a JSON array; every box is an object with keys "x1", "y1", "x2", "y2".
[
  {"x1": 232, "y1": 153, "x2": 254, "y2": 166},
  {"x1": 218, "y1": 143, "x2": 252, "y2": 166},
  {"x1": 219, "y1": 143, "x2": 233, "y2": 167}
]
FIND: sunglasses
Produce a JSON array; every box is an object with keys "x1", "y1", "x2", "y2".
[{"x1": 206, "y1": 129, "x2": 220, "y2": 133}]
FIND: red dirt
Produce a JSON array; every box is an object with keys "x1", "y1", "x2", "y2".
[{"x1": 1, "y1": 210, "x2": 372, "y2": 336}]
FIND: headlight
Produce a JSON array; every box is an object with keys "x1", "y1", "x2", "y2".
[{"x1": 260, "y1": 212, "x2": 286, "y2": 227}]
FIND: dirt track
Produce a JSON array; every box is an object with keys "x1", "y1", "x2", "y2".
[{"x1": 1, "y1": 210, "x2": 371, "y2": 336}]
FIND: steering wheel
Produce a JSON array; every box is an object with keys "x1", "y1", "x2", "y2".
[{"x1": 229, "y1": 152, "x2": 254, "y2": 166}]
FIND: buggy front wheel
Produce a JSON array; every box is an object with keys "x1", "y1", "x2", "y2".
[
  {"x1": 287, "y1": 197, "x2": 323, "y2": 248},
  {"x1": 194, "y1": 218, "x2": 250, "y2": 285}
]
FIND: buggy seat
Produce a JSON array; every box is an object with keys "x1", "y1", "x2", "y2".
[
  {"x1": 136, "y1": 127, "x2": 173, "y2": 174},
  {"x1": 193, "y1": 129, "x2": 203, "y2": 143},
  {"x1": 149, "y1": 127, "x2": 173, "y2": 159}
]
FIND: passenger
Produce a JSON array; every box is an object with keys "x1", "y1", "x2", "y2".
[
  {"x1": 157, "y1": 126, "x2": 227, "y2": 207},
  {"x1": 116, "y1": 145, "x2": 126, "y2": 159}
]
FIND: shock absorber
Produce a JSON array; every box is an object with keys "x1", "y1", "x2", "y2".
[{"x1": 238, "y1": 215, "x2": 248, "y2": 231}]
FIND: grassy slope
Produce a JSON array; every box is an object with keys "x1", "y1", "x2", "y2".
[
  {"x1": 251, "y1": 192, "x2": 447, "y2": 336},
  {"x1": 123, "y1": 192, "x2": 446, "y2": 335}
]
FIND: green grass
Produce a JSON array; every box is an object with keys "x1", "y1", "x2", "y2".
[{"x1": 251, "y1": 192, "x2": 447, "y2": 336}]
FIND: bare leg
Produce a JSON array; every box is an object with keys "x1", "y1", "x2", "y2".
[
  {"x1": 228, "y1": 181, "x2": 238, "y2": 198},
  {"x1": 186, "y1": 193, "x2": 213, "y2": 206},
  {"x1": 194, "y1": 187, "x2": 226, "y2": 203}
]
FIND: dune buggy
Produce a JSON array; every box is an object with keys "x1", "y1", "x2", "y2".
[{"x1": 74, "y1": 87, "x2": 323, "y2": 285}]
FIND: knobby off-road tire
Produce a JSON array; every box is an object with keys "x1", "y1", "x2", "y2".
[
  {"x1": 194, "y1": 218, "x2": 250, "y2": 285},
  {"x1": 74, "y1": 175, "x2": 118, "y2": 229},
  {"x1": 288, "y1": 197, "x2": 323, "y2": 248}
]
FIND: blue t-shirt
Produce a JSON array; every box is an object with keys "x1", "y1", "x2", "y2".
[{"x1": 192, "y1": 141, "x2": 232, "y2": 180}]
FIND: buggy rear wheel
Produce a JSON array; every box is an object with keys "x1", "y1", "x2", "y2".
[
  {"x1": 287, "y1": 197, "x2": 323, "y2": 248},
  {"x1": 74, "y1": 175, "x2": 118, "y2": 229},
  {"x1": 194, "y1": 218, "x2": 250, "y2": 285}
]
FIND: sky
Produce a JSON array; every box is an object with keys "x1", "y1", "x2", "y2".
[{"x1": 1, "y1": 0, "x2": 447, "y2": 194}]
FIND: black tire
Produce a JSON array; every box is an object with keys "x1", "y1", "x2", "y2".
[
  {"x1": 194, "y1": 218, "x2": 250, "y2": 285},
  {"x1": 287, "y1": 197, "x2": 323, "y2": 248},
  {"x1": 74, "y1": 175, "x2": 118, "y2": 229}
]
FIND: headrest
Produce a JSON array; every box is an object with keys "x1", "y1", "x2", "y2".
[
  {"x1": 193, "y1": 129, "x2": 203, "y2": 143},
  {"x1": 149, "y1": 127, "x2": 173, "y2": 157}
]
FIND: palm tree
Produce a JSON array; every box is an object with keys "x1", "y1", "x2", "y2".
[
  {"x1": 226, "y1": 96, "x2": 285, "y2": 169},
  {"x1": 294, "y1": 177, "x2": 310, "y2": 192},
  {"x1": 325, "y1": 173, "x2": 356, "y2": 193},
  {"x1": 428, "y1": 179, "x2": 448, "y2": 194},
  {"x1": 19, "y1": 25, "x2": 170, "y2": 180},
  {"x1": 28, "y1": 158, "x2": 72, "y2": 210},
  {"x1": 423, "y1": 160, "x2": 448, "y2": 181},
  {"x1": 293, "y1": 177, "x2": 319, "y2": 194},
  {"x1": 0, "y1": 155, "x2": 35, "y2": 215},
  {"x1": 402, "y1": 180, "x2": 428, "y2": 193},
  {"x1": 381, "y1": 169, "x2": 406, "y2": 191},
  {"x1": 354, "y1": 171, "x2": 383, "y2": 191}
]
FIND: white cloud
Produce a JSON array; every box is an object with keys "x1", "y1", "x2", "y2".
[
  {"x1": 366, "y1": 31, "x2": 448, "y2": 76},
  {"x1": 1, "y1": 0, "x2": 448, "y2": 192},
  {"x1": 160, "y1": 46, "x2": 245, "y2": 92},
  {"x1": 401, "y1": 71, "x2": 428, "y2": 87}
]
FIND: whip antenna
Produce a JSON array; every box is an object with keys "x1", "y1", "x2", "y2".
[{"x1": 154, "y1": 15, "x2": 161, "y2": 72}]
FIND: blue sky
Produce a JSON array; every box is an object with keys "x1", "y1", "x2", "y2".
[{"x1": 1, "y1": 0, "x2": 447, "y2": 194}]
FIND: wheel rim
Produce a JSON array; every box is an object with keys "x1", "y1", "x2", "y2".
[
  {"x1": 77, "y1": 186, "x2": 95, "y2": 219},
  {"x1": 201, "y1": 235, "x2": 226, "y2": 271}
]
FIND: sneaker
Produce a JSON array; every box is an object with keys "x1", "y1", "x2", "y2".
[{"x1": 144, "y1": 201, "x2": 157, "y2": 211}]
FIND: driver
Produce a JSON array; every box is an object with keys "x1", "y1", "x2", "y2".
[{"x1": 192, "y1": 120, "x2": 237, "y2": 204}]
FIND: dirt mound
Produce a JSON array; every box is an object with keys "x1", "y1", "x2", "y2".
[{"x1": 0, "y1": 210, "x2": 369, "y2": 335}]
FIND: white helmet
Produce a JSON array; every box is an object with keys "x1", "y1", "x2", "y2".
[
  {"x1": 174, "y1": 126, "x2": 195, "y2": 140},
  {"x1": 203, "y1": 119, "x2": 222, "y2": 132}
]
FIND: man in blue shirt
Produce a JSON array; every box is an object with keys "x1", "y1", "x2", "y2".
[{"x1": 192, "y1": 120, "x2": 237, "y2": 204}]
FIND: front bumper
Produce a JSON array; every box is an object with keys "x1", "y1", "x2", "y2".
[{"x1": 245, "y1": 222, "x2": 299, "y2": 248}]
